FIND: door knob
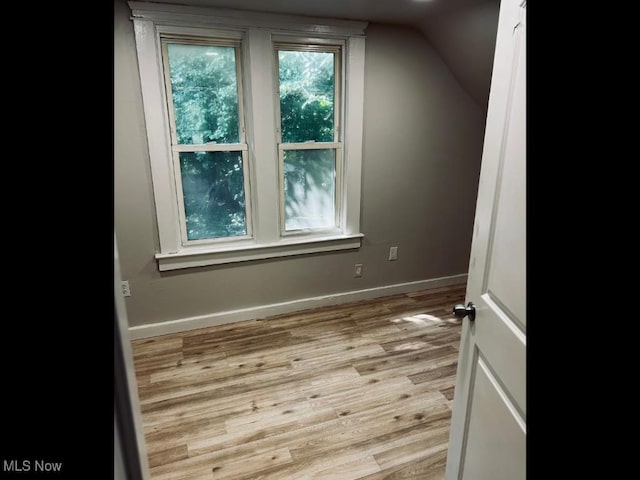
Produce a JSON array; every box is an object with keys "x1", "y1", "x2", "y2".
[{"x1": 453, "y1": 302, "x2": 476, "y2": 321}]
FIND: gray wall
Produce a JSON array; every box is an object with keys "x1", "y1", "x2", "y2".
[{"x1": 114, "y1": 0, "x2": 486, "y2": 328}]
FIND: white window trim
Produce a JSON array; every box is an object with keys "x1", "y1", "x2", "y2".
[{"x1": 128, "y1": 1, "x2": 367, "y2": 271}]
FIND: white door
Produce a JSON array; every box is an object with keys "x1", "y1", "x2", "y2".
[
  {"x1": 444, "y1": 0, "x2": 526, "y2": 479},
  {"x1": 115, "y1": 234, "x2": 151, "y2": 479}
]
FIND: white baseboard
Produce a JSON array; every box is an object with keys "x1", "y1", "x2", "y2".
[{"x1": 128, "y1": 273, "x2": 467, "y2": 340}]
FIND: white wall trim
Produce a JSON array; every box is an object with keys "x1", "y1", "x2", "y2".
[
  {"x1": 129, "y1": 4, "x2": 368, "y2": 269},
  {"x1": 156, "y1": 233, "x2": 364, "y2": 271},
  {"x1": 129, "y1": 273, "x2": 468, "y2": 339},
  {"x1": 128, "y1": 1, "x2": 368, "y2": 36}
]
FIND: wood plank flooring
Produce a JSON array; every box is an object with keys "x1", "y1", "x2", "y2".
[{"x1": 131, "y1": 284, "x2": 465, "y2": 479}]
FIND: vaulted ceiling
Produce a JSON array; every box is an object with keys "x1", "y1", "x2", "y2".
[{"x1": 135, "y1": 0, "x2": 500, "y2": 110}]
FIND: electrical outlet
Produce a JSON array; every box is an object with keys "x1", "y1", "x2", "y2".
[
  {"x1": 389, "y1": 246, "x2": 398, "y2": 261},
  {"x1": 354, "y1": 263, "x2": 363, "y2": 278},
  {"x1": 121, "y1": 281, "x2": 131, "y2": 297}
]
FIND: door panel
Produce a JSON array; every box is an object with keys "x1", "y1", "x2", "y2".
[
  {"x1": 485, "y1": 12, "x2": 527, "y2": 329},
  {"x1": 461, "y1": 356, "x2": 526, "y2": 480},
  {"x1": 475, "y1": 297, "x2": 526, "y2": 413},
  {"x1": 445, "y1": 0, "x2": 526, "y2": 478}
]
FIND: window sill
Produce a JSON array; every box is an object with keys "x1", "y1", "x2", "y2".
[{"x1": 155, "y1": 233, "x2": 364, "y2": 271}]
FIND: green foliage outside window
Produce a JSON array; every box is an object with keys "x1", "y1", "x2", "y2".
[
  {"x1": 279, "y1": 50, "x2": 337, "y2": 230},
  {"x1": 167, "y1": 43, "x2": 246, "y2": 240},
  {"x1": 179, "y1": 151, "x2": 247, "y2": 240},
  {"x1": 168, "y1": 44, "x2": 240, "y2": 145},
  {"x1": 166, "y1": 42, "x2": 337, "y2": 239},
  {"x1": 278, "y1": 50, "x2": 335, "y2": 143}
]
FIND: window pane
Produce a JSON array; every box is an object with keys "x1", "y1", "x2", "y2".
[
  {"x1": 279, "y1": 50, "x2": 334, "y2": 143},
  {"x1": 284, "y1": 149, "x2": 335, "y2": 231},
  {"x1": 179, "y1": 151, "x2": 247, "y2": 240},
  {"x1": 167, "y1": 44, "x2": 240, "y2": 145}
]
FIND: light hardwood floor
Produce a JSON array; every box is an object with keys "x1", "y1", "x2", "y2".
[{"x1": 132, "y1": 284, "x2": 465, "y2": 479}]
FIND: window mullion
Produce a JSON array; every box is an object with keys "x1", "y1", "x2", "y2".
[
  {"x1": 244, "y1": 28, "x2": 280, "y2": 243},
  {"x1": 343, "y1": 36, "x2": 365, "y2": 235}
]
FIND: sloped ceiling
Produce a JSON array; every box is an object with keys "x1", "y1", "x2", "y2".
[
  {"x1": 418, "y1": 1, "x2": 499, "y2": 111},
  {"x1": 132, "y1": 0, "x2": 500, "y2": 111}
]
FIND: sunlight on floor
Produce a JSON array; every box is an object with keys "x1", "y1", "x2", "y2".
[
  {"x1": 391, "y1": 341, "x2": 431, "y2": 351},
  {"x1": 388, "y1": 314, "x2": 448, "y2": 351},
  {"x1": 391, "y1": 313, "x2": 444, "y2": 326}
]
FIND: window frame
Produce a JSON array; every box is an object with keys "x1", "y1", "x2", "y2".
[
  {"x1": 160, "y1": 37, "x2": 253, "y2": 245},
  {"x1": 274, "y1": 41, "x2": 343, "y2": 236},
  {"x1": 128, "y1": 1, "x2": 367, "y2": 271}
]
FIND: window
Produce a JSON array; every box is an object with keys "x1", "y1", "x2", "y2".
[
  {"x1": 162, "y1": 39, "x2": 251, "y2": 242},
  {"x1": 276, "y1": 44, "x2": 341, "y2": 233},
  {"x1": 129, "y1": 2, "x2": 367, "y2": 270}
]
